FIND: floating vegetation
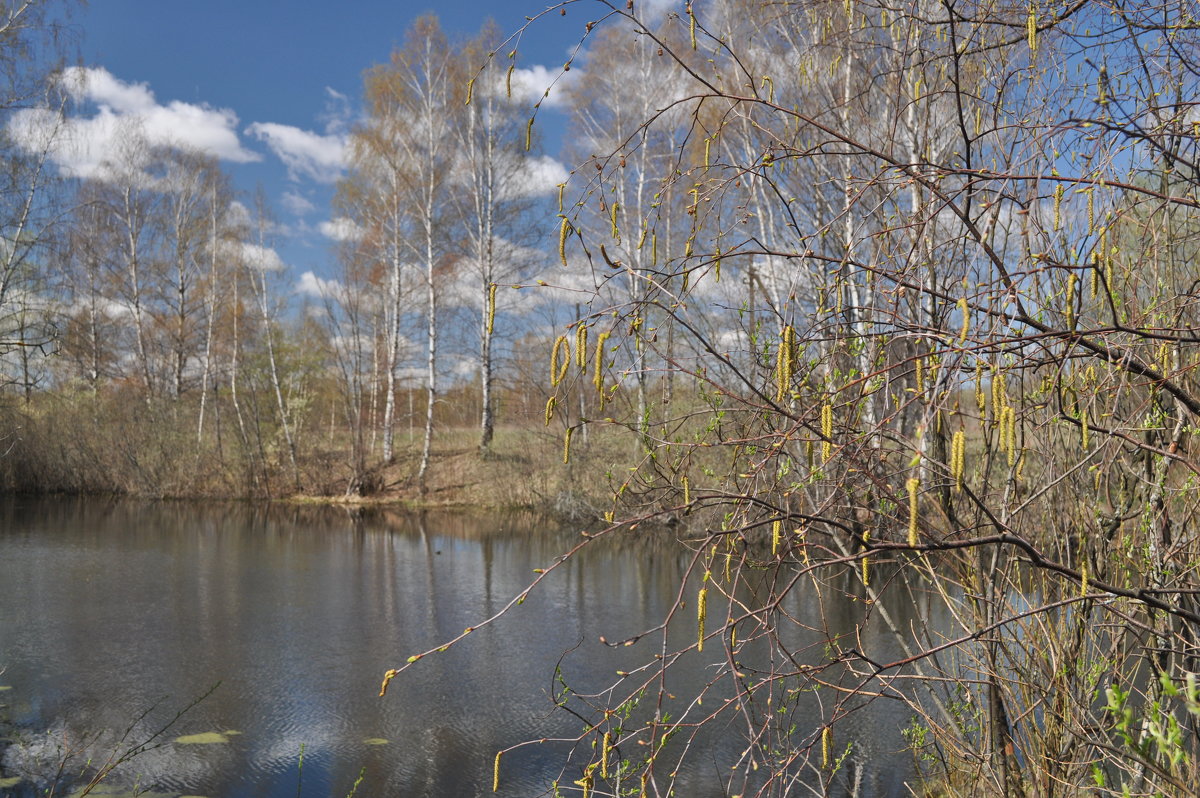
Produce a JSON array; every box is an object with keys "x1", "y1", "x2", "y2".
[
  {"x1": 363, "y1": 737, "x2": 390, "y2": 745},
  {"x1": 174, "y1": 732, "x2": 232, "y2": 745}
]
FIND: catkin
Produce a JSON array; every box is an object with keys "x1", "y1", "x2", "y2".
[
  {"x1": 493, "y1": 751, "x2": 502, "y2": 792},
  {"x1": 1053, "y1": 183, "x2": 1063, "y2": 230},
  {"x1": 682, "y1": 474, "x2": 690, "y2": 506},
  {"x1": 1027, "y1": 6, "x2": 1037, "y2": 51},
  {"x1": 506, "y1": 64, "x2": 514, "y2": 98},
  {"x1": 594, "y1": 331, "x2": 610, "y2": 397},
  {"x1": 907, "y1": 477, "x2": 920, "y2": 547},
  {"x1": 601, "y1": 732, "x2": 611, "y2": 779},
  {"x1": 821, "y1": 402, "x2": 833, "y2": 462},
  {"x1": 544, "y1": 396, "x2": 556, "y2": 426},
  {"x1": 775, "y1": 328, "x2": 794, "y2": 402},
  {"x1": 1004, "y1": 406, "x2": 1018, "y2": 466},
  {"x1": 575, "y1": 323, "x2": 588, "y2": 370},
  {"x1": 976, "y1": 362, "x2": 986, "y2": 414},
  {"x1": 958, "y1": 296, "x2": 970, "y2": 343},
  {"x1": 822, "y1": 726, "x2": 832, "y2": 768},
  {"x1": 688, "y1": 3, "x2": 697, "y2": 49},
  {"x1": 559, "y1": 216, "x2": 570, "y2": 266},
  {"x1": 772, "y1": 519, "x2": 782, "y2": 556},
  {"x1": 862, "y1": 553, "x2": 870, "y2": 586},
  {"x1": 951, "y1": 429, "x2": 966, "y2": 492},
  {"x1": 557, "y1": 183, "x2": 565, "y2": 214},
  {"x1": 1087, "y1": 188, "x2": 1094, "y2": 232},
  {"x1": 1081, "y1": 413, "x2": 1089, "y2": 450},
  {"x1": 610, "y1": 202, "x2": 620, "y2": 241},
  {"x1": 563, "y1": 427, "x2": 574, "y2": 464},
  {"x1": 1081, "y1": 561, "x2": 1089, "y2": 597},
  {"x1": 697, "y1": 587, "x2": 707, "y2": 651},
  {"x1": 525, "y1": 118, "x2": 533, "y2": 151},
  {"x1": 550, "y1": 335, "x2": 570, "y2": 386},
  {"x1": 466, "y1": 77, "x2": 475, "y2": 105},
  {"x1": 915, "y1": 356, "x2": 925, "y2": 395}
]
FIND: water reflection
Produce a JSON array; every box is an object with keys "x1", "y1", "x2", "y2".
[{"x1": 0, "y1": 497, "x2": 937, "y2": 797}]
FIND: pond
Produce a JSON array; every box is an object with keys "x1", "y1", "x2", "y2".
[{"x1": 0, "y1": 497, "x2": 930, "y2": 797}]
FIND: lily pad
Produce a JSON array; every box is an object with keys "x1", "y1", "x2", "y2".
[
  {"x1": 174, "y1": 731, "x2": 231, "y2": 744},
  {"x1": 363, "y1": 737, "x2": 390, "y2": 745}
]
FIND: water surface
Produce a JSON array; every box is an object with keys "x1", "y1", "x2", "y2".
[{"x1": 0, "y1": 497, "x2": 925, "y2": 796}]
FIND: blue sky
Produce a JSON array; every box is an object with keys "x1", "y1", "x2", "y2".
[{"x1": 56, "y1": 0, "x2": 588, "y2": 281}]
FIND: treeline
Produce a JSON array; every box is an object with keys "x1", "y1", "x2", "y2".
[{"x1": 0, "y1": 11, "x2": 619, "y2": 499}]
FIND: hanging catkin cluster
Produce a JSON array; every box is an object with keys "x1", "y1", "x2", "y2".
[
  {"x1": 575, "y1": 322, "x2": 588, "y2": 370},
  {"x1": 907, "y1": 476, "x2": 920, "y2": 547},
  {"x1": 775, "y1": 325, "x2": 797, "y2": 402},
  {"x1": 994, "y1": 368, "x2": 1018, "y2": 467},
  {"x1": 950, "y1": 429, "x2": 966, "y2": 492},
  {"x1": 550, "y1": 335, "x2": 570, "y2": 387},
  {"x1": 820, "y1": 401, "x2": 833, "y2": 462}
]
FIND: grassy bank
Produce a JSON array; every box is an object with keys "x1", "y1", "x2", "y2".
[{"x1": 0, "y1": 388, "x2": 637, "y2": 515}]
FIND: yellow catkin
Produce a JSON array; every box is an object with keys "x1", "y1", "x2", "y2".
[
  {"x1": 724, "y1": 549, "x2": 732, "y2": 583},
  {"x1": 486, "y1": 283, "x2": 497, "y2": 336},
  {"x1": 505, "y1": 64, "x2": 514, "y2": 98},
  {"x1": 1053, "y1": 183, "x2": 1063, "y2": 230},
  {"x1": 1081, "y1": 413, "x2": 1089, "y2": 450},
  {"x1": 976, "y1": 362, "x2": 986, "y2": 414},
  {"x1": 559, "y1": 216, "x2": 570, "y2": 267},
  {"x1": 593, "y1": 331, "x2": 610, "y2": 397},
  {"x1": 775, "y1": 329, "x2": 793, "y2": 402},
  {"x1": 862, "y1": 553, "x2": 869, "y2": 586},
  {"x1": 1004, "y1": 406, "x2": 1018, "y2": 466},
  {"x1": 651, "y1": 232, "x2": 657, "y2": 265},
  {"x1": 952, "y1": 429, "x2": 966, "y2": 492},
  {"x1": 821, "y1": 725, "x2": 832, "y2": 768},
  {"x1": 682, "y1": 474, "x2": 690, "y2": 505},
  {"x1": 563, "y1": 427, "x2": 574, "y2": 464},
  {"x1": 992, "y1": 368, "x2": 1006, "y2": 417},
  {"x1": 907, "y1": 477, "x2": 920, "y2": 547},
  {"x1": 772, "y1": 519, "x2": 782, "y2": 556},
  {"x1": 704, "y1": 137, "x2": 711, "y2": 167},
  {"x1": 1087, "y1": 188, "x2": 1094, "y2": 232},
  {"x1": 1027, "y1": 6, "x2": 1037, "y2": 51},
  {"x1": 958, "y1": 296, "x2": 970, "y2": 343},
  {"x1": 688, "y1": 3, "x2": 697, "y2": 49},
  {"x1": 821, "y1": 403, "x2": 833, "y2": 462},
  {"x1": 544, "y1": 396, "x2": 556, "y2": 426},
  {"x1": 915, "y1": 356, "x2": 925, "y2": 395},
  {"x1": 610, "y1": 202, "x2": 620, "y2": 240},
  {"x1": 550, "y1": 335, "x2": 570, "y2": 387},
  {"x1": 575, "y1": 323, "x2": 588, "y2": 370},
  {"x1": 493, "y1": 751, "x2": 502, "y2": 792},
  {"x1": 601, "y1": 732, "x2": 611, "y2": 779},
  {"x1": 1081, "y1": 561, "x2": 1089, "y2": 596},
  {"x1": 525, "y1": 117, "x2": 533, "y2": 151},
  {"x1": 557, "y1": 183, "x2": 564, "y2": 214},
  {"x1": 696, "y1": 587, "x2": 707, "y2": 651},
  {"x1": 1016, "y1": 449, "x2": 1026, "y2": 481},
  {"x1": 466, "y1": 77, "x2": 475, "y2": 105},
  {"x1": 1095, "y1": 227, "x2": 1107, "y2": 298}
]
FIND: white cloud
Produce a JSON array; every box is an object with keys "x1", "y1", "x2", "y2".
[
  {"x1": 506, "y1": 155, "x2": 570, "y2": 199},
  {"x1": 7, "y1": 66, "x2": 260, "y2": 179},
  {"x1": 242, "y1": 242, "x2": 286, "y2": 273},
  {"x1": 296, "y1": 270, "x2": 346, "y2": 301},
  {"x1": 281, "y1": 190, "x2": 315, "y2": 216},
  {"x1": 502, "y1": 65, "x2": 580, "y2": 109},
  {"x1": 246, "y1": 122, "x2": 346, "y2": 183},
  {"x1": 318, "y1": 217, "x2": 362, "y2": 242}
]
